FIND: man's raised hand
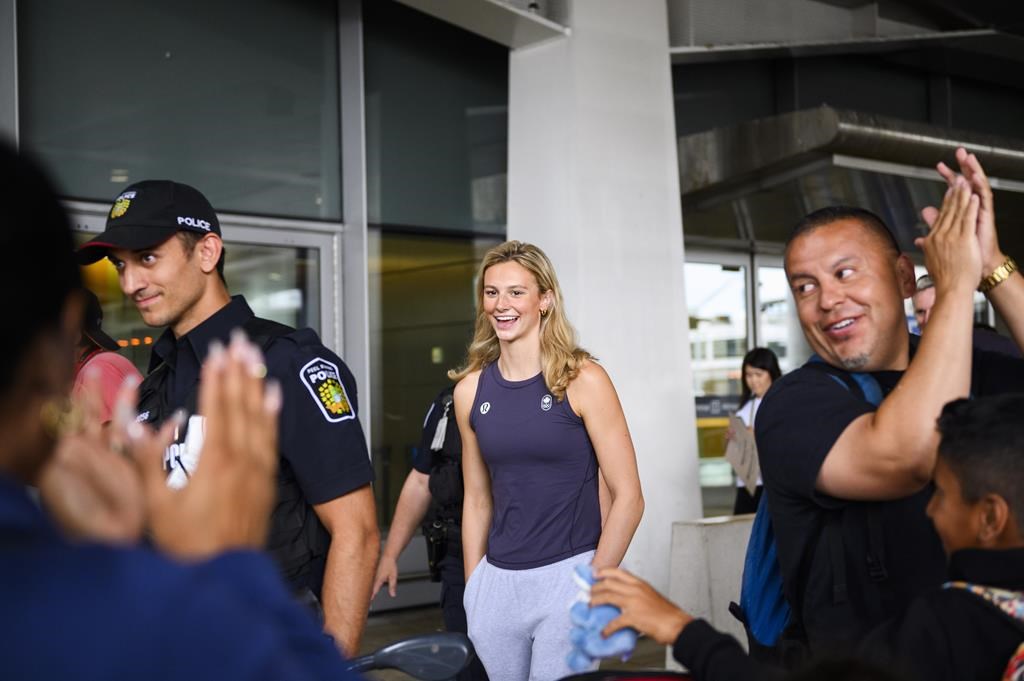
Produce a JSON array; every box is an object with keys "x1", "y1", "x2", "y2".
[{"x1": 922, "y1": 147, "x2": 1006, "y2": 277}]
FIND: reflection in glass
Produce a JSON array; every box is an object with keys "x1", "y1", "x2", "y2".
[
  {"x1": 368, "y1": 230, "x2": 502, "y2": 529},
  {"x1": 74, "y1": 233, "x2": 320, "y2": 372},
  {"x1": 19, "y1": 0, "x2": 341, "y2": 220}
]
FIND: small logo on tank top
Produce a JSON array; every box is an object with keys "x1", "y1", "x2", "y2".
[
  {"x1": 541, "y1": 394, "x2": 553, "y2": 411},
  {"x1": 480, "y1": 401, "x2": 491, "y2": 415}
]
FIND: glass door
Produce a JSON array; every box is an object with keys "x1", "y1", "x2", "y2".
[{"x1": 684, "y1": 253, "x2": 750, "y2": 516}]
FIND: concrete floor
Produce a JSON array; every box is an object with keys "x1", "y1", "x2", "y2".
[{"x1": 358, "y1": 605, "x2": 668, "y2": 680}]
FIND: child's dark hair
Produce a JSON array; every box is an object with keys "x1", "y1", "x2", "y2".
[
  {"x1": 740, "y1": 347, "x2": 782, "y2": 405},
  {"x1": 787, "y1": 206, "x2": 901, "y2": 258},
  {"x1": 937, "y1": 395, "x2": 1024, "y2": 529}
]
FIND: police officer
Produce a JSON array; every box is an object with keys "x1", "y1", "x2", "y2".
[
  {"x1": 373, "y1": 386, "x2": 488, "y2": 681},
  {"x1": 77, "y1": 180, "x2": 379, "y2": 655}
]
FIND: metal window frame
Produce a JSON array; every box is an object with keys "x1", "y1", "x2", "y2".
[
  {"x1": 338, "y1": 0, "x2": 370, "y2": 434},
  {"x1": 752, "y1": 252, "x2": 785, "y2": 349},
  {"x1": 1, "y1": 0, "x2": 15, "y2": 142},
  {"x1": 685, "y1": 248, "x2": 756, "y2": 349}
]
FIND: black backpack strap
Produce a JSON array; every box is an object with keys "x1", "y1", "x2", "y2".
[
  {"x1": 825, "y1": 514, "x2": 848, "y2": 606},
  {"x1": 800, "y1": 361, "x2": 893, "y2": 624},
  {"x1": 865, "y1": 508, "x2": 888, "y2": 583},
  {"x1": 861, "y1": 505, "x2": 890, "y2": 623}
]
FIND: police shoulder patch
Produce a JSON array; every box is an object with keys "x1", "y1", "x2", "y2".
[{"x1": 300, "y1": 357, "x2": 355, "y2": 423}]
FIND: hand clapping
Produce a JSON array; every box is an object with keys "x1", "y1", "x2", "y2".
[{"x1": 39, "y1": 330, "x2": 282, "y2": 561}]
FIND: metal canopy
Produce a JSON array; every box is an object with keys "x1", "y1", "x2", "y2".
[
  {"x1": 679, "y1": 105, "x2": 1024, "y2": 200},
  {"x1": 677, "y1": 107, "x2": 1024, "y2": 257}
]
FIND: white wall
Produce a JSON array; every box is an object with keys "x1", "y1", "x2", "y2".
[{"x1": 507, "y1": 0, "x2": 701, "y2": 593}]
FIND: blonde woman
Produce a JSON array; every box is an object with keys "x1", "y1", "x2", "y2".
[{"x1": 451, "y1": 241, "x2": 644, "y2": 681}]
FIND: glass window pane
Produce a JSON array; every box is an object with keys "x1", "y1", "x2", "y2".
[
  {"x1": 363, "y1": 1, "x2": 508, "y2": 235},
  {"x1": 19, "y1": 0, "x2": 341, "y2": 220},
  {"x1": 368, "y1": 230, "x2": 502, "y2": 529},
  {"x1": 757, "y1": 265, "x2": 809, "y2": 375},
  {"x1": 75, "y1": 233, "x2": 321, "y2": 372},
  {"x1": 685, "y1": 262, "x2": 748, "y2": 516}
]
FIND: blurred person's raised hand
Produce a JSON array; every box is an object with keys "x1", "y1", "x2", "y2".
[
  {"x1": 590, "y1": 567, "x2": 693, "y2": 646},
  {"x1": 36, "y1": 371, "x2": 166, "y2": 544},
  {"x1": 915, "y1": 178, "x2": 982, "y2": 297},
  {"x1": 135, "y1": 330, "x2": 282, "y2": 560},
  {"x1": 923, "y1": 147, "x2": 1006, "y2": 277}
]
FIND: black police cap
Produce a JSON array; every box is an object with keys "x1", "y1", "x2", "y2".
[{"x1": 77, "y1": 180, "x2": 221, "y2": 265}]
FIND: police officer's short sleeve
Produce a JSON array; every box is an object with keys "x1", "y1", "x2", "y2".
[
  {"x1": 268, "y1": 330, "x2": 375, "y2": 505},
  {"x1": 755, "y1": 368, "x2": 875, "y2": 506}
]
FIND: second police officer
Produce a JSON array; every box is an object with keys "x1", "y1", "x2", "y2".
[{"x1": 374, "y1": 385, "x2": 488, "y2": 681}]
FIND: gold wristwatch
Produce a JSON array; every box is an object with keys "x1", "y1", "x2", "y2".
[{"x1": 979, "y1": 256, "x2": 1018, "y2": 294}]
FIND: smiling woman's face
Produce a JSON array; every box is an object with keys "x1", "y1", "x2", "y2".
[{"x1": 482, "y1": 261, "x2": 549, "y2": 345}]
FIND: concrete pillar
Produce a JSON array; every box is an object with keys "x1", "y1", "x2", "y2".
[{"x1": 507, "y1": 0, "x2": 701, "y2": 593}]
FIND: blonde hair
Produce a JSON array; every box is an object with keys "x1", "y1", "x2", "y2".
[{"x1": 448, "y1": 240, "x2": 591, "y2": 400}]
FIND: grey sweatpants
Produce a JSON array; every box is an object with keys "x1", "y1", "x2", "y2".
[{"x1": 463, "y1": 551, "x2": 597, "y2": 681}]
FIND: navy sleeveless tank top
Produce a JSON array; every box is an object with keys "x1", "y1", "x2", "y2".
[{"x1": 470, "y1": 362, "x2": 601, "y2": 570}]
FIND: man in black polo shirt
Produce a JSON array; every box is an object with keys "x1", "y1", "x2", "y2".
[
  {"x1": 755, "y1": 149, "x2": 1024, "y2": 653},
  {"x1": 77, "y1": 180, "x2": 379, "y2": 655}
]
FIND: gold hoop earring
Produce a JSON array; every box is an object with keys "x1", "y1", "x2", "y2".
[{"x1": 540, "y1": 308, "x2": 548, "y2": 318}]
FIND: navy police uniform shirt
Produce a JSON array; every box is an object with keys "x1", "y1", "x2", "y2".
[
  {"x1": 413, "y1": 386, "x2": 460, "y2": 476},
  {"x1": 141, "y1": 296, "x2": 374, "y2": 589}
]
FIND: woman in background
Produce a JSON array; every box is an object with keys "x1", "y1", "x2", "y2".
[{"x1": 731, "y1": 347, "x2": 781, "y2": 514}]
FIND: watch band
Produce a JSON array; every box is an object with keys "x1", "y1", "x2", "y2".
[{"x1": 979, "y1": 256, "x2": 1018, "y2": 294}]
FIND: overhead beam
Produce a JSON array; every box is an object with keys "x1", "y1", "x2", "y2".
[
  {"x1": 670, "y1": 28, "x2": 995, "y2": 63},
  {"x1": 393, "y1": 0, "x2": 568, "y2": 49}
]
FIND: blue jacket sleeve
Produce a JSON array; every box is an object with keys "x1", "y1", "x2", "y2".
[{"x1": 167, "y1": 551, "x2": 363, "y2": 681}]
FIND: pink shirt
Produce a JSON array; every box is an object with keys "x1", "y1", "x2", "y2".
[{"x1": 73, "y1": 351, "x2": 143, "y2": 424}]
